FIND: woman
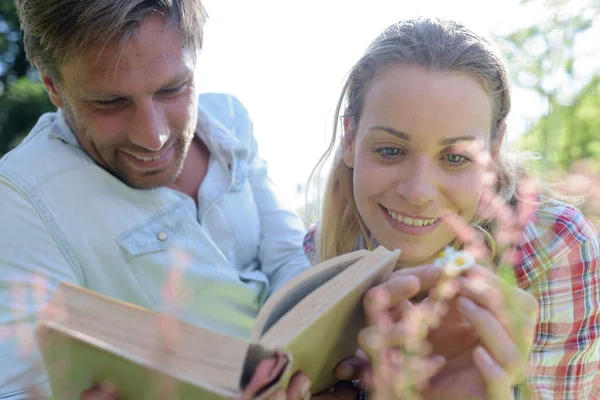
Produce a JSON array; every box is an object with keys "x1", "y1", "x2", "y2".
[{"x1": 305, "y1": 17, "x2": 600, "y2": 399}]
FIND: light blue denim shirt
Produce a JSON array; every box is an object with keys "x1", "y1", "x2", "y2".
[{"x1": 0, "y1": 93, "x2": 310, "y2": 398}]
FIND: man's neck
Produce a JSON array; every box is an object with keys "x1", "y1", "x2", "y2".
[{"x1": 167, "y1": 137, "x2": 210, "y2": 204}]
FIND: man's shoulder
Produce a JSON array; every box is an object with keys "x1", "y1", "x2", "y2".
[
  {"x1": 198, "y1": 92, "x2": 255, "y2": 150},
  {"x1": 0, "y1": 111, "x2": 91, "y2": 190},
  {"x1": 199, "y1": 92, "x2": 249, "y2": 121}
]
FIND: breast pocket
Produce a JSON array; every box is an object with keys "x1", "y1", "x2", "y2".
[{"x1": 117, "y1": 203, "x2": 218, "y2": 307}]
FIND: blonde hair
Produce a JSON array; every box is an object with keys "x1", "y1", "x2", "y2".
[
  {"x1": 16, "y1": 0, "x2": 208, "y2": 80},
  {"x1": 309, "y1": 17, "x2": 526, "y2": 262}
]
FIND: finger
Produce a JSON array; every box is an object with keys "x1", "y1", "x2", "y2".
[
  {"x1": 312, "y1": 381, "x2": 360, "y2": 399},
  {"x1": 390, "y1": 298, "x2": 415, "y2": 321},
  {"x1": 458, "y1": 276, "x2": 508, "y2": 325},
  {"x1": 457, "y1": 296, "x2": 527, "y2": 381},
  {"x1": 466, "y1": 266, "x2": 538, "y2": 317},
  {"x1": 392, "y1": 264, "x2": 442, "y2": 292},
  {"x1": 473, "y1": 346, "x2": 514, "y2": 400},
  {"x1": 459, "y1": 274, "x2": 537, "y2": 355},
  {"x1": 371, "y1": 352, "x2": 445, "y2": 398},
  {"x1": 266, "y1": 390, "x2": 287, "y2": 400},
  {"x1": 359, "y1": 324, "x2": 415, "y2": 358},
  {"x1": 285, "y1": 372, "x2": 312, "y2": 400},
  {"x1": 334, "y1": 355, "x2": 369, "y2": 381},
  {"x1": 365, "y1": 276, "x2": 420, "y2": 328},
  {"x1": 366, "y1": 275, "x2": 420, "y2": 312},
  {"x1": 80, "y1": 383, "x2": 119, "y2": 400},
  {"x1": 358, "y1": 323, "x2": 433, "y2": 361},
  {"x1": 413, "y1": 355, "x2": 447, "y2": 391}
]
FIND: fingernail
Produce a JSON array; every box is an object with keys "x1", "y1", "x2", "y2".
[
  {"x1": 300, "y1": 380, "x2": 312, "y2": 400},
  {"x1": 367, "y1": 288, "x2": 390, "y2": 309},
  {"x1": 339, "y1": 363, "x2": 354, "y2": 380},
  {"x1": 273, "y1": 391, "x2": 286, "y2": 400},
  {"x1": 457, "y1": 297, "x2": 476, "y2": 314},
  {"x1": 98, "y1": 382, "x2": 118, "y2": 395},
  {"x1": 431, "y1": 354, "x2": 446, "y2": 366},
  {"x1": 475, "y1": 346, "x2": 494, "y2": 367}
]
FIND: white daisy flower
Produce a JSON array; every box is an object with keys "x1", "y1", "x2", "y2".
[{"x1": 434, "y1": 246, "x2": 476, "y2": 276}]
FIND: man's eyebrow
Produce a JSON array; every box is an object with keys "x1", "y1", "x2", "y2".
[
  {"x1": 160, "y1": 71, "x2": 194, "y2": 89},
  {"x1": 368, "y1": 126, "x2": 410, "y2": 141},
  {"x1": 439, "y1": 136, "x2": 477, "y2": 145}
]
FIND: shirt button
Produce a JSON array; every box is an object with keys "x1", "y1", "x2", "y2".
[
  {"x1": 157, "y1": 232, "x2": 168, "y2": 241},
  {"x1": 235, "y1": 178, "x2": 241, "y2": 185}
]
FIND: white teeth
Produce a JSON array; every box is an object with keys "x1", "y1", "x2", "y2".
[
  {"x1": 386, "y1": 209, "x2": 437, "y2": 227},
  {"x1": 133, "y1": 153, "x2": 164, "y2": 162}
]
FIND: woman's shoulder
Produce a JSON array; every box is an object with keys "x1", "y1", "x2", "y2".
[
  {"x1": 517, "y1": 197, "x2": 600, "y2": 287},
  {"x1": 303, "y1": 223, "x2": 320, "y2": 266},
  {"x1": 524, "y1": 198, "x2": 598, "y2": 248}
]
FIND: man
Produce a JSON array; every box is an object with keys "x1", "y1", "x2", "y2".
[{"x1": 0, "y1": 0, "x2": 335, "y2": 397}]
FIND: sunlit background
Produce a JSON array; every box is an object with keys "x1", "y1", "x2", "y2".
[
  {"x1": 196, "y1": 0, "x2": 600, "y2": 208},
  {"x1": 1, "y1": 0, "x2": 599, "y2": 214}
]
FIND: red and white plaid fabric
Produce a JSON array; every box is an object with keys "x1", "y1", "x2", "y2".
[{"x1": 304, "y1": 199, "x2": 600, "y2": 399}]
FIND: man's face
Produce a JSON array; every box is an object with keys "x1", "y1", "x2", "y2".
[{"x1": 42, "y1": 15, "x2": 199, "y2": 189}]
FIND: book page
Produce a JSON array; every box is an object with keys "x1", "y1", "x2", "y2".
[
  {"x1": 36, "y1": 283, "x2": 248, "y2": 398},
  {"x1": 259, "y1": 247, "x2": 400, "y2": 393},
  {"x1": 37, "y1": 323, "x2": 238, "y2": 400},
  {"x1": 250, "y1": 250, "x2": 367, "y2": 342}
]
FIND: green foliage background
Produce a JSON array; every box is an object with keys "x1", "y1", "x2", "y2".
[{"x1": 0, "y1": 1, "x2": 55, "y2": 156}]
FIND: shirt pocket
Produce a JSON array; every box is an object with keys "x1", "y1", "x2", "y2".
[{"x1": 117, "y1": 203, "x2": 217, "y2": 307}]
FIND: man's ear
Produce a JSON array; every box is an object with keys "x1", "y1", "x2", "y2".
[
  {"x1": 342, "y1": 115, "x2": 356, "y2": 169},
  {"x1": 37, "y1": 62, "x2": 64, "y2": 109},
  {"x1": 491, "y1": 120, "x2": 506, "y2": 161}
]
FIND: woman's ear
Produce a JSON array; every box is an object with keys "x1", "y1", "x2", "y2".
[
  {"x1": 491, "y1": 120, "x2": 506, "y2": 161},
  {"x1": 342, "y1": 115, "x2": 356, "y2": 169}
]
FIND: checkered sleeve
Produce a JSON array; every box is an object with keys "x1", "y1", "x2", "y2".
[
  {"x1": 303, "y1": 224, "x2": 321, "y2": 266},
  {"x1": 514, "y1": 202, "x2": 600, "y2": 399}
]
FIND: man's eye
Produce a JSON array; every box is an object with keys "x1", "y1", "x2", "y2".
[
  {"x1": 95, "y1": 98, "x2": 125, "y2": 108},
  {"x1": 160, "y1": 84, "x2": 186, "y2": 96}
]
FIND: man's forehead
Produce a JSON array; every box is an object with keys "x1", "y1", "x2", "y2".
[{"x1": 63, "y1": 15, "x2": 193, "y2": 76}]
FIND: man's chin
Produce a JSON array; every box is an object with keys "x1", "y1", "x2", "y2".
[{"x1": 115, "y1": 168, "x2": 179, "y2": 190}]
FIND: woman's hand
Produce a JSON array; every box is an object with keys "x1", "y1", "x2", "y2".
[
  {"x1": 421, "y1": 264, "x2": 538, "y2": 400},
  {"x1": 360, "y1": 263, "x2": 539, "y2": 399},
  {"x1": 455, "y1": 265, "x2": 538, "y2": 385},
  {"x1": 355, "y1": 264, "x2": 449, "y2": 397}
]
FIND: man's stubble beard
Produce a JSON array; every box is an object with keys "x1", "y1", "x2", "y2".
[{"x1": 61, "y1": 104, "x2": 197, "y2": 190}]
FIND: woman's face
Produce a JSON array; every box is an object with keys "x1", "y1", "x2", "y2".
[{"x1": 344, "y1": 64, "x2": 499, "y2": 266}]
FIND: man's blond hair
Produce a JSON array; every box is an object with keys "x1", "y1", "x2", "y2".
[{"x1": 16, "y1": 0, "x2": 208, "y2": 79}]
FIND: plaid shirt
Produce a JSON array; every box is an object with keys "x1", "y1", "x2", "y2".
[{"x1": 304, "y1": 199, "x2": 600, "y2": 399}]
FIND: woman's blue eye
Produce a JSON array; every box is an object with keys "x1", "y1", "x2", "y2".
[
  {"x1": 443, "y1": 153, "x2": 473, "y2": 169},
  {"x1": 373, "y1": 147, "x2": 405, "y2": 161},
  {"x1": 446, "y1": 154, "x2": 465, "y2": 164},
  {"x1": 382, "y1": 148, "x2": 401, "y2": 157}
]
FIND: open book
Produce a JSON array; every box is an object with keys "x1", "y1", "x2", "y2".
[{"x1": 36, "y1": 246, "x2": 400, "y2": 399}]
